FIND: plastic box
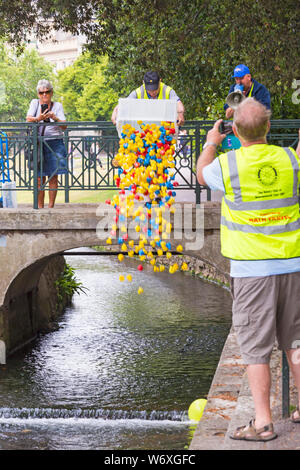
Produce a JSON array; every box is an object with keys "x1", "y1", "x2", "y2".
[
  {"x1": 2, "y1": 181, "x2": 17, "y2": 208},
  {"x1": 116, "y1": 98, "x2": 178, "y2": 137}
]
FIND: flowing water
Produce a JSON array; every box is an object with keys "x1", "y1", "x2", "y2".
[{"x1": 0, "y1": 249, "x2": 232, "y2": 450}]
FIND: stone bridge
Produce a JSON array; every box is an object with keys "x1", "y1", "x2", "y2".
[{"x1": 0, "y1": 202, "x2": 228, "y2": 362}]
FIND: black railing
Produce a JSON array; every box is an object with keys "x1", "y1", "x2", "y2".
[
  {"x1": 0, "y1": 119, "x2": 299, "y2": 417},
  {"x1": 0, "y1": 120, "x2": 299, "y2": 209}
]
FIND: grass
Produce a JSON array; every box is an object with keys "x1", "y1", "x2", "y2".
[{"x1": 16, "y1": 189, "x2": 117, "y2": 205}]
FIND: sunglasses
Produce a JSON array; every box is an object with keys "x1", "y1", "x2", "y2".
[{"x1": 38, "y1": 90, "x2": 52, "y2": 95}]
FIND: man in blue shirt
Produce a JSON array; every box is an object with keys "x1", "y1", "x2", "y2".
[{"x1": 224, "y1": 64, "x2": 271, "y2": 119}]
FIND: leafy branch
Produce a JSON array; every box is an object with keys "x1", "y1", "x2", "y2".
[{"x1": 55, "y1": 263, "x2": 88, "y2": 307}]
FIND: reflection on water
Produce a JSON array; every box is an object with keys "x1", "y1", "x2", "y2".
[{"x1": 0, "y1": 249, "x2": 232, "y2": 450}]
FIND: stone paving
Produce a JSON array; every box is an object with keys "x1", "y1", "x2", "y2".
[{"x1": 189, "y1": 328, "x2": 300, "y2": 451}]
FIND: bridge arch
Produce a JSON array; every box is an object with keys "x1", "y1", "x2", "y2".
[{"x1": 0, "y1": 202, "x2": 228, "y2": 362}]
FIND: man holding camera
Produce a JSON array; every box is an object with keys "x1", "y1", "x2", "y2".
[
  {"x1": 197, "y1": 98, "x2": 300, "y2": 441},
  {"x1": 224, "y1": 64, "x2": 271, "y2": 119}
]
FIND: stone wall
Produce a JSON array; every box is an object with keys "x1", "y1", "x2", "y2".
[
  {"x1": 0, "y1": 255, "x2": 70, "y2": 357},
  {"x1": 155, "y1": 253, "x2": 230, "y2": 286}
]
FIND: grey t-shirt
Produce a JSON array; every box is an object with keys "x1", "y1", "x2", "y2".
[{"x1": 27, "y1": 99, "x2": 66, "y2": 138}]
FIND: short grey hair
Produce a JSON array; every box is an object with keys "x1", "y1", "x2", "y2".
[
  {"x1": 233, "y1": 97, "x2": 272, "y2": 142},
  {"x1": 37, "y1": 79, "x2": 53, "y2": 93}
]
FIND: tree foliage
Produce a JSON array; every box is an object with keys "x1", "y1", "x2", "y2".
[
  {"x1": 57, "y1": 53, "x2": 119, "y2": 121},
  {"x1": 0, "y1": 0, "x2": 299, "y2": 119},
  {"x1": 0, "y1": 44, "x2": 55, "y2": 121}
]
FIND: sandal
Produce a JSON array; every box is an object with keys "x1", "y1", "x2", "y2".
[
  {"x1": 291, "y1": 406, "x2": 300, "y2": 423},
  {"x1": 230, "y1": 419, "x2": 277, "y2": 441}
]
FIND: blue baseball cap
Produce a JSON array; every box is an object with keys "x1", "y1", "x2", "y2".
[{"x1": 232, "y1": 64, "x2": 251, "y2": 78}]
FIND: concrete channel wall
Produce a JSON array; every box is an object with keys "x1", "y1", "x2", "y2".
[
  {"x1": 0, "y1": 255, "x2": 70, "y2": 361},
  {"x1": 0, "y1": 202, "x2": 229, "y2": 362}
]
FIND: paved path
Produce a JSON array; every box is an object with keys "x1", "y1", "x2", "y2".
[{"x1": 189, "y1": 328, "x2": 300, "y2": 450}]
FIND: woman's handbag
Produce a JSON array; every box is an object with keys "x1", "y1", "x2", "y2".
[
  {"x1": 25, "y1": 101, "x2": 53, "y2": 170},
  {"x1": 25, "y1": 100, "x2": 39, "y2": 169}
]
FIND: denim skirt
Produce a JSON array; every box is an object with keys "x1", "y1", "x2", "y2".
[{"x1": 38, "y1": 139, "x2": 68, "y2": 177}]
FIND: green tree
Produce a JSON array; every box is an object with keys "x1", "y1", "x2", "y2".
[
  {"x1": 85, "y1": 0, "x2": 300, "y2": 119},
  {"x1": 57, "y1": 53, "x2": 119, "y2": 121},
  {"x1": 0, "y1": 0, "x2": 298, "y2": 119},
  {"x1": 0, "y1": 44, "x2": 56, "y2": 121}
]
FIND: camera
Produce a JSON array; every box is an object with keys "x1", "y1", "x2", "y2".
[
  {"x1": 41, "y1": 103, "x2": 50, "y2": 122},
  {"x1": 220, "y1": 121, "x2": 233, "y2": 135},
  {"x1": 41, "y1": 104, "x2": 49, "y2": 114}
]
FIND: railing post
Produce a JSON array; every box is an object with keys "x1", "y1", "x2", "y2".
[
  {"x1": 195, "y1": 122, "x2": 201, "y2": 204},
  {"x1": 64, "y1": 129, "x2": 69, "y2": 203},
  {"x1": 32, "y1": 124, "x2": 39, "y2": 209},
  {"x1": 282, "y1": 351, "x2": 290, "y2": 418}
]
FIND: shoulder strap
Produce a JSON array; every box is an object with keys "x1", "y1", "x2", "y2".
[{"x1": 33, "y1": 99, "x2": 39, "y2": 117}]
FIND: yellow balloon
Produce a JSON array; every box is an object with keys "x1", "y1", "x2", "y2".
[{"x1": 188, "y1": 399, "x2": 207, "y2": 421}]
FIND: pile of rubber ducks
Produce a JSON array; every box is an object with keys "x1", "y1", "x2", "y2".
[{"x1": 105, "y1": 121, "x2": 189, "y2": 294}]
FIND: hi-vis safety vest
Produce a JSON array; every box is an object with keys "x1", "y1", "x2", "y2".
[
  {"x1": 135, "y1": 82, "x2": 172, "y2": 99},
  {"x1": 247, "y1": 82, "x2": 254, "y2": 97},
  {"x1": 219, "y1": 145, "x2": 300, "y2": 260}
]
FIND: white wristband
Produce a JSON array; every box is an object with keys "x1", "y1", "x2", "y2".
[{"x1": 203, "y1": 142, "x2": 217, "y2": 150}]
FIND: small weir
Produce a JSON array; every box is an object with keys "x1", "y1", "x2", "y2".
[
  {"x1": 0, "y1": 249, "x2": 232, "y2": 450},
  {"x1": 0, "y1": 407, "x2": 189, "y2": 422}
]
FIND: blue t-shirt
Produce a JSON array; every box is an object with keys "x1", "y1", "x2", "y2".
[{"x1": 203, "y1": 158, "x2": 300, "y2": 277}]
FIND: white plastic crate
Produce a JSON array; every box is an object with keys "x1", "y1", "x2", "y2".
[
  {"x1": 116, "y1": 98, "x2": 178, "y2": 137},
  {"x1": 2, "y1": 181, "x2": 17, "y2": 208}
]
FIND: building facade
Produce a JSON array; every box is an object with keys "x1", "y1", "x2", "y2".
[{"x1": 29, "y1": 30, "x2": 86, "y2": 71}]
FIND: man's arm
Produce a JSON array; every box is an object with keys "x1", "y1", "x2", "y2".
[
  {"x1": 111, "y1": 90, "x2": 137, "y2": 124},
  {"x1": 197, "y1": 119, "x2": 225, "y2": 185},
  {"x1": 225, "y1": 107, "x2": 234, "y2": 119},
  {"x1": 111, "y1": 105, "x2": 118, "y2": 125},
  {"x1": 177, "y1": 100, "x2": 185, "y2": 126},
  {"x1": 296, "y1": 129, "x2": 300, "y2": 157},
  {"x1": 224, "y1": 84, "x2": 235, "y2": 119}
]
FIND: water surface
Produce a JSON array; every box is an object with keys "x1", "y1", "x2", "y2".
[{"x1": 0, "y1": 249, "x2": 232, "y2": 450}]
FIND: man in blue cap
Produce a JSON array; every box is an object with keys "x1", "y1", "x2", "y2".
[{"x1": 224, "y1": 64, "x2": 271, "y2": 119}]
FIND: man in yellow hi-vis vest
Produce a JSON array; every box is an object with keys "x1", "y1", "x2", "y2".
[
  {"x1": 111, "y1": 71, "x2": 185, "y2": 126},
  {"x1": 197, "y1": 97, "x2": 300, "y2": 442}
]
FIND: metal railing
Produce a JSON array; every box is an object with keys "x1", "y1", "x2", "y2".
[
  {"x1": 0, "y1": 120, "x2": 203, "y2": 209},
  {"x1": 0, "y1": 119, "x2": 299, "y2": 416},
  {"x1": 0, "y1": 120, "x2": 299, "y2": 209}
]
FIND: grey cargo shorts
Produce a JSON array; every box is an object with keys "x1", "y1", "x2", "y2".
[{"x1": 230, "y1": 272, "x2": 300, "y2": 364}]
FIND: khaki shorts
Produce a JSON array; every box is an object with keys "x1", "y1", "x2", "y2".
[{"x1": 231, "y1": 272, "x2": 300, "y2": 364}]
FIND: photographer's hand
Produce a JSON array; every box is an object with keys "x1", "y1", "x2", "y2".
[
  {"x1": 196, "y1": 119, "x2": 226, "y2": 185},
  {"x1": 35, "y1": 110, "x2": 50, "y2": 122},
  {"x1": 47, "y1": 111, "x2": 67, "y2": 129},
  {"x1": 206, "y1": 119, "x2": 226, "y2": 147}
]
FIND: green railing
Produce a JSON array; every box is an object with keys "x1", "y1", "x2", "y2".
[
  {"x1": 0, "y1": 120, "x2": 299, "y2": 209},
  {"x1": 0, "y1": 119, "x2": 299, "y2": 417}
]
